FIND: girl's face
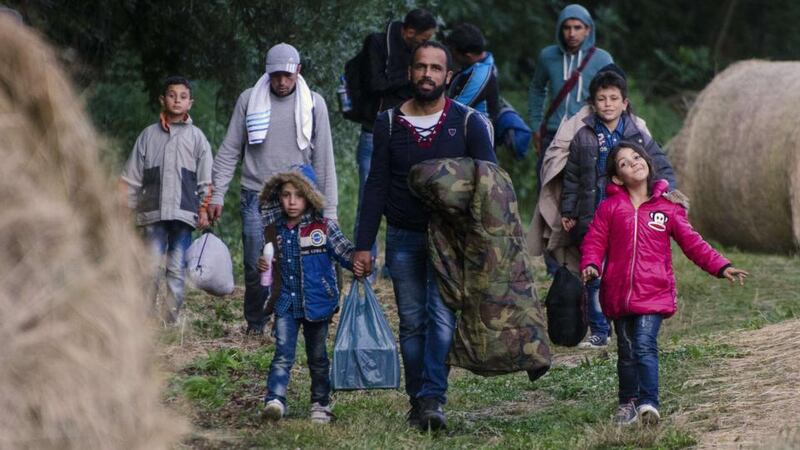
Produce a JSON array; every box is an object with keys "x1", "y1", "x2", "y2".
[{"x1": 611, "y1": 147, "x2": 650, "y2": 187}]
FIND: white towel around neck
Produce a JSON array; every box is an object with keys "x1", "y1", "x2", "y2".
[{"x1": 245, "y1": 73, "x2": 313, "y2": 149}]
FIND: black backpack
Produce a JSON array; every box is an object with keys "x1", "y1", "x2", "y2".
[
  {"x1": 544, "y1": 264, "x2": 587, "y2": 346},
  {"x1": 342, "y1": 23, "x2": 392, "y2": 124}
]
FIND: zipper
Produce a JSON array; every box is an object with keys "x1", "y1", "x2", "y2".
[{"x1": 625, "y1": 206, "x2": 639, "y2": 311}]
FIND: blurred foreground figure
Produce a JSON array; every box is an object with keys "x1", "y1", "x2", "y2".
[{"x1": 0, "y1": 15, "x2": 180, "y2": 450}]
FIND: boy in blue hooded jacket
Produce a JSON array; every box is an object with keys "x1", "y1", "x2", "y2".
[
  {"x1": 257, "y1": 165, "x2": 363, "y2": 424},
  {"x1": 528, "y1": 4, "x2": 614, "y2": 184}
]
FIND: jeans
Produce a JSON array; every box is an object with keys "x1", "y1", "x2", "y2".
[
  {"x1": 614, "y1": 314, "x2": 663, "y2": 407},
  {"x1": 143, "y1": 220, "x2": 193, "y2": 322},
  {"x1": 241, "y1": 188, "x2": 270, "y2": 329},
  {"x1": 265, "y1": 314, "x2": 331, "y2": 407},
  {"x1": 586, "y1": 277, "x2": 610, "y2": 338},
  {"x1": 385, "y1": 225, "x2": 456, "y2": 404},
  {"x1": 355, "y1": 130, "x2": 377, "y2": 263}
]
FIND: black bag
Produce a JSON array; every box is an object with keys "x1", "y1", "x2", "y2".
[
  {"x1": 544, "y1": 264, "x2": 587, "y2": 346},
  {"x1": 342, "y1": 24, "x2": 391, "y2": 124}
]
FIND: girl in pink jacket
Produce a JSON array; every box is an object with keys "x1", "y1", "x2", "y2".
[{"x1": 580, "y1": 141, "x2": 747, "y2": 426}]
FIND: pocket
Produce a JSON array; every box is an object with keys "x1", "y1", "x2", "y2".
[
  {"x1": 180, "y1": 168, "x2": 198, "y2": 212},
  {"x1": 139, "y1": 166, "x2": 161, "y2": 213}
]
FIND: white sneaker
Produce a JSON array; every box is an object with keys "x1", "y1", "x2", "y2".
[
  {"x1": 310, "y1": 402, "x2": 333, "y2": 424},
  {"x1": 263, "y1": 399, "x2": 285, "y2": 421},
  {"x1": 637, "y1": 403, "x2": 661, "y2": 425}
]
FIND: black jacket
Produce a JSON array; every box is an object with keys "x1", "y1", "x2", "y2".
[
  {"x1": 561, "y1": 112, "x2": 677, "y2": 244},
  {"x1": 363, "y1": 21, "x2": 413, "y2": 129}
]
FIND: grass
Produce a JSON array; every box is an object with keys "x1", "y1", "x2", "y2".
[{"x1": 160, "y1": 247, "x2": 800, "y2": 449}]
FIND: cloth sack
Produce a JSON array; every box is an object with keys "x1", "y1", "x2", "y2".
[
  {"x1": 544, "y1": 264, "x2": 587, "y2": 346},
  {"x1": 331, "y1": 280, "x2": 400, "y2": 390},
  {"x1": 186, "y1": 231, "x2": 235, "y2": 296}
]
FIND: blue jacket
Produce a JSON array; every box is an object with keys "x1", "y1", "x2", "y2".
[
  {"x1": 449, "y1": 52, "x2": 500, "y2": 122},
  {"x1": 527, "y1": 4, "x2": 613, "y2": 133}
]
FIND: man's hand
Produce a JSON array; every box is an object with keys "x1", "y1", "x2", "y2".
[
  {"x1": 207, "y1": 203, "x2": 223, "y2": 222},
  {"x1": 582, "y1": 266, "x2": 599, "y2": 284},
  {"x1": 352, "y1": 251, "x2": 373, "y2": 279},
  {"x1": 723, "y1": 266, "x2": 748, "y2": 286},
  {"x1": 561, "y1": 217, "x2": 576, "y2": 232}
]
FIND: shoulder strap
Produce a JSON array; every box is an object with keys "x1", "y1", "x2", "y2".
[
  {"x1": 462, "y1": 105, "x2": 495, "y2": 147},
  {"x1": 539, "y1": 47, "x2": 597, "y2": 136},
  {"x1": 384, "y1": 21, "x2": 392, "y2": 77}
]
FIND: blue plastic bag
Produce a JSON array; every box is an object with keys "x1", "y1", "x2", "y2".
[{"x1": 331, "y1": 280, "x2": 400, "y2": 390}]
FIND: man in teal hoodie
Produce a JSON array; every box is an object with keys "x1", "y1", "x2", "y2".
[{"x1": 528, "y1": 4, "x2": 613, "y2": 190}]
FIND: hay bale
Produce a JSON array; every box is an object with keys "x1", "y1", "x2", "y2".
[
  {"x1": 0, "y1": 17, "x2": 180, "y2": 449},
  {"x1": 668, "y1": 60, "x2": 800, "y2": 253}
]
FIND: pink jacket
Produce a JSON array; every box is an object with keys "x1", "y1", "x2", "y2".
[{"x1": 580, "y1": 180, "x2": 730, "y2": 319}]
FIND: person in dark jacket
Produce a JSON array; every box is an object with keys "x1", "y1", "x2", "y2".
[
  {"x1": 444, "y1": 23, "x2": 500, "y2": 122},
  {"x1": 354, "y1": 8, "x2": 437, "y2": 277},
  {"x1": 561, "y1": 69, "x2": 676, "y2": 349},
  {"x1": 353, "y1": 41, "x2": 496, "y2": 431}
]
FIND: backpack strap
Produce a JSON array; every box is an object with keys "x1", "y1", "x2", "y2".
[{"x1": 462, "y1": 106, "x2": 495, "y2": 147}]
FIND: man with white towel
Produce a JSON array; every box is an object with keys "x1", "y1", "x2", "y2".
[{"x1": 209, "y1": 43, "x2": 337, "y2": 335}]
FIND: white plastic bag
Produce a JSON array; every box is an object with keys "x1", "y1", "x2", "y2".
[{"x1": 186, "y1": 231, "x2": 234, "y2": 296}]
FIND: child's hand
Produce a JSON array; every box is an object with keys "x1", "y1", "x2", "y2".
[
  {"x1": 257, "y1": 256, "x2": 270, "y2": 273},
  {"x1": 582, "y1": 266, "x2": 599, "y2": 284},
  {"x1": 722, "y1": 266, "x2": 748, "y2": 285},
  {"x1": 197, "y1": 210, "x2": 210, "y2": 230},
  {"x1": 561, "y1": 217, "x2": 576, "y2": 232}
]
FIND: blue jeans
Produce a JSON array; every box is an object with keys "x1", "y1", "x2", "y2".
[
  {"x1": 241, "y1": 189, "x2": 270, "y2": 329},
  {"x1": 385, "y1": 225, "x2": 456, "y2": 404},
  {"x1": 265, "y1": 314, "x2": 331, "y2": 407},
  {"x1": 614, "y1": 314, "x2": 663, "y2": 407},
  {"x1": 586, "y1": 277, "x2": 610, "y2": 338},
  {"x1": 355, "y1": 130, "x2": 377, "y2": 262},
  {"x1": 143, "y1": 220, "x2": 193, "y2": 322}
]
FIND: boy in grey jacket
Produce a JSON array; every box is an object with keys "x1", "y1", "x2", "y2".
[{"x1": 121, "y1": 76, "x2": 213, "y2": 323}]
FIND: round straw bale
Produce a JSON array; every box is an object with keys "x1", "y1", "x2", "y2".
[
  {"x1": 668, "y1": 60, "x2": 800, "y2": 253},
  {"x1": 0, "y1": 17, "x2": 180, "y2": 449}
]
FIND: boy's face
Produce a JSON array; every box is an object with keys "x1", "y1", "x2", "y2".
[
  {"x1": 280, "y1": 182, "x2": 307, "y2": 220},
  {"x1": 159, "y1": 84, "x2": 193, "y2": 118},
  {"x1": 592, "y1": 86, "x2": 628, "y2": 126}
]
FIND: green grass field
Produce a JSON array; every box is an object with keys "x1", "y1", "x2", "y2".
[{"x1": 159, "y1": 243, "x2": 799, "y2": 450}]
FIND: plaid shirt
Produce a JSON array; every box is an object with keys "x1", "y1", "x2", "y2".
[
  {"x1": 274, "y1": 213, "x2": 354, "y2": 318},
  {"x1": 594, "y1": 114, "x2": 625, "y2": 204}
]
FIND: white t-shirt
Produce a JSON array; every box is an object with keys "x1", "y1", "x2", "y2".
[{"x1": 402, "y1": 111, "x2": 443, "y2": 138}]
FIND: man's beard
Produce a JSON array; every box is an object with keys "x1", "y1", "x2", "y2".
[{"x1": 412, "y1": 78, "x2": 446, "y2": 104}]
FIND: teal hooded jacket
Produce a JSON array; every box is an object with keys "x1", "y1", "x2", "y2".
[{"x1": 527, "y1": 4, "x2": 613, "y2": 134}]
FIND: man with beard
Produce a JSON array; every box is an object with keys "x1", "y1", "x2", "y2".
[{"x1": 352, "y1": 41, "x2": 496, "y2": 431}]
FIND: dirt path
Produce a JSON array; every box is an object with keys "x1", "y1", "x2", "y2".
[{"x1": 676, "y1": 319, "x2": 800, "y2": 449}]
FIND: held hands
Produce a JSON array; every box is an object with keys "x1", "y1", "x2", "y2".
[
  {"x1": 352, "y1": 251, "x2": 373, "y2": 279},
  {"x1": 207, "y1": 204, "x2": 223, "y2": 223},
  {"x1": 722, "y1": 266, "x2": 749, "y2": 286},
  {"x1": 561, "y1": 217, "x2": 577, "y2": 232},
  {"x1": 582, "y1": 266, "x2": 599, "y2": 284},
  {"x1": 197, "y1": 210, "x2": 210, "y2": 230},
  {"x1": 257, "y1": 256, "x2": 271, "y2": 273}
]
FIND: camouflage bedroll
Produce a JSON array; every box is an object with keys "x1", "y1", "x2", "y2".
[{"x1": 408, "y1": 157, "x2": 551, "y2": 381}]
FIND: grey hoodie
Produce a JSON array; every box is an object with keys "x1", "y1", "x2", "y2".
[{"x1": 527, "y1": 4, "x2": 614, "y2": 133}]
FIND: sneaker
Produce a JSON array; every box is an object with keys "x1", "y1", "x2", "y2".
[
  {"x1": 263, "y1": 399, "x2": 285, "y2": 421},
  {"x1": 637, "y1": 403, "x2": 661, "y2": 425},
  {"x1": 578, "y1": 334, "x2": 608, "y2": 349},
  {"x1": 418, "y1": 397, "x2": 447, "y2": 431},
  {"x1": 310, "y1": 402, "x2": 333, "y2": 424},
  {"x1": 406, "y1": 401, "x2": 422, "y2": 428},
  {"x1": 613, "y1": 401, "x2": 638, "y2": 425}
]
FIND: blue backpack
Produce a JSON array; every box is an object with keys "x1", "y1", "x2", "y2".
[{"x1": 495, "y1": 98, "x2": 532, "y2": 160}]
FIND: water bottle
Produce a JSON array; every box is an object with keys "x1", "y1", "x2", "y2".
[
  {"x1": 337, "y1": 75, "x2": 352, "y2": 113},
  {"x1": 260, "y1": 242, "x2": 274, "y2": 287}
]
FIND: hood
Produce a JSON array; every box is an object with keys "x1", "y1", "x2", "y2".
[
  {"x1": 259, "y1": 164, "x2": 325, "y2": 213},
  {"x1": 556, "y1": 4, "x2": 596, "y2": 53},
  {"x1": 605, "y1": 178, "x2": 670, "y2": 199}
]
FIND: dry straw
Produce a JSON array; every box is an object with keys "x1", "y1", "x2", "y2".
[
  {"x1": 668, "y1": 60, "x2": 800, "y2": 253},
  {"x1": 0, "y1": 16, "x2": 180, "y2": 449}
]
